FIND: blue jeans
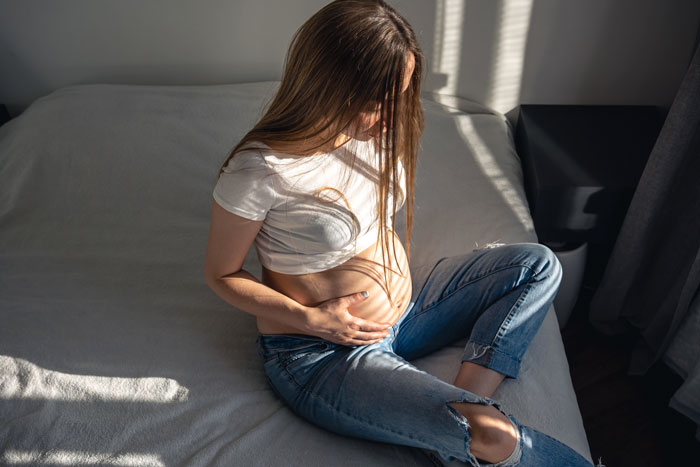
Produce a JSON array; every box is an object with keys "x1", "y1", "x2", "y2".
[{"x1": 255, "y1": 242, "x2": 593, "y2": 466}]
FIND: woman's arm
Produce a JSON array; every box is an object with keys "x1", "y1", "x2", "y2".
[
  {"x1": 203, "y1": 199, "x2": 312, "y2": 330},
  {"x1": 206, "y1": 268, "x2": 312, "y2": 330}
]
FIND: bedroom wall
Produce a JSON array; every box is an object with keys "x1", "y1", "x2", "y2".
[{"x1": 1, "y1": 0, "x2": 698, "y2": 118}]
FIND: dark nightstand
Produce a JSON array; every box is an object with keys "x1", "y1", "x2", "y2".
[{"x1": 514, "y1": 104, "x2": 666, "y2": 329}]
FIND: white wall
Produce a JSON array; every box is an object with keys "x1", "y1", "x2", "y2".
[{"x1": 1, "y1": 0, "x2": 698, "y2": 118}]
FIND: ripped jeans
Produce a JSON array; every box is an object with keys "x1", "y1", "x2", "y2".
[{"x1": 255, "y1": 242, "x2": 594, "y2": 466}]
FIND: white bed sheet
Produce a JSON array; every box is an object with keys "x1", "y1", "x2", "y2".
[{"x1": 0, "y1": 81, "x2": 593, "y2": 466}]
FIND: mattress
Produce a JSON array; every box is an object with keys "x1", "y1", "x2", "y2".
[{"x1": 0, "y1": 81, "x2": 593, "y2": 466}]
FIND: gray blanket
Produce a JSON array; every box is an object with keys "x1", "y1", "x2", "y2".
[{"x1": 0, "y1": 82, "x2": 592, "y2": 466}]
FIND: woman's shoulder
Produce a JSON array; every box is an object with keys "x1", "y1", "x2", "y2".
[{"x1": 223, "y1": 144, "x2": 272, "y2": 173}]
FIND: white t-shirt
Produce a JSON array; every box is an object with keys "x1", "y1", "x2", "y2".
[{"x1": 212, "y1": 138, "x2": 406, "y2": 274}]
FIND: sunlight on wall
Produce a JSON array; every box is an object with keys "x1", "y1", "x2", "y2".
[
  {"x1": 432, "y1": 0, "x2": 464, "y2": 108},
  {"x1": 432, "y1": 0, "x2": 533, "y2": 113},
  {"x1": 486, "y1": 0, "x2": 533, "y2": 113},
  {"x1": 2, "y1": 449, "x2": 165, "y2": 466},
  {"x1": 0, "y1": 355, "x2": 189, "y2": 402}
]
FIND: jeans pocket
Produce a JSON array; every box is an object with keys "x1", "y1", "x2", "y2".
[
  {"x1": 282, "y1": 343, "x2": 337, "y2": 389},
  {"x1": 279, "y1": 341, "x2": 333, "y2": 366},
  {"x1": 258, "y1": 335, "x2": 333, "y2": 364}
]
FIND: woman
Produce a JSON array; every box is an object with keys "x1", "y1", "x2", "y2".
[{"x1": 204, "y1": 1, "x2": 594, "y2": 466}]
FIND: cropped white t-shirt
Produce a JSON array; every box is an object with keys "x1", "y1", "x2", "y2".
[{"x1": 212, "y1": 138, "x2": 406, "y2": 275}]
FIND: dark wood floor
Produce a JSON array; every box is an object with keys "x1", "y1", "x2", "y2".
[{"x1": 560, "y1": 283, "x2": 700, "y2": 467}]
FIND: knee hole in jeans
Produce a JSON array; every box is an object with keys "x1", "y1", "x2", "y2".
[{"x1": 446, "y1": 400, "x2": 518, "y2": 465}]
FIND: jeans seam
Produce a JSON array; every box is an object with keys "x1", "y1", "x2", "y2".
[
  {"x1": 405, "y1": 262, "x2": 539, "y2": 326},
  {"x1": 523, "y1": 426, "x2": 590, "y2": 463},
  {"x1": 411, "y1": 256, "x2": 449, "y2": 308},
  {"x1": 490, "y1": 277, "x2": 537, "y2": 350}
]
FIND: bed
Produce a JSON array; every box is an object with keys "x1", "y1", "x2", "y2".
[{"x1": 0, "y1": 81, "x2": 594, "y2": 466}]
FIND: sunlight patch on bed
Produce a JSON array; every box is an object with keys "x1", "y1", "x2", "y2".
[
  {"x1": 0, "y1": 356, "x2": 189, "y2": 402},
  {"x1": 2, "y1": 449, "x2": 165, "y2": 466},
  {"x1": 453, "y1": 114, "x2": 535, "y2": 233}
]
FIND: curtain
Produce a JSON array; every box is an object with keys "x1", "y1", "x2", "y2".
[
  {"x1": 587, "y1": 41, "x2": 700, "y2": 436},
  {"x1": 664, "y1": 282, "x2": 700, "y2": 441}
]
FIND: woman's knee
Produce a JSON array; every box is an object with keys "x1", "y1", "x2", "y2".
[
  {"x1": 514, "y1": 242, "x2": 562, "y2": 284},
  {"x1": 447, "y1": 401, "x2": 518, "y2": 457}
]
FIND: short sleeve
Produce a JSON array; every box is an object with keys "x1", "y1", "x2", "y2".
[{"x1": 213, "y1": 150, "x2": 278, "y2": 221}]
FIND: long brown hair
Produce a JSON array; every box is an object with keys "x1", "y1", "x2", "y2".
[{"x1": 216, "y1": 0, "x2": 424, "y2": 306}]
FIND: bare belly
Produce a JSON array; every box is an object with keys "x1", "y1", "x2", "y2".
[{"x1": 257, "y1": 229, "x2": 413, "y2": 335}]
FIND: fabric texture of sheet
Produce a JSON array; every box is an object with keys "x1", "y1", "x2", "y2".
[{"x1": 0, "y1": 81, "x2": 593, "y2": 466}]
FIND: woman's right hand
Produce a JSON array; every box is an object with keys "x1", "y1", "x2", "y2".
[{"x1": 301, "y1": 291, "x2": 392, "y2": 346}]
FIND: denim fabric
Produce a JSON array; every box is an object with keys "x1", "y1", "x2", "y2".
[{"x1": 255, "y1": 242, "x2": 594, "y2": 466}]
